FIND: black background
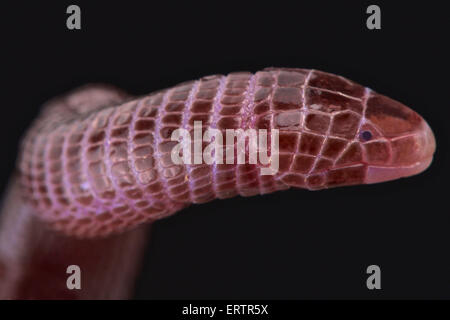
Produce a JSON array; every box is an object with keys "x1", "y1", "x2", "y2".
[{"x1": 0, "y1": 1, "x2": 448, "y2": 299}]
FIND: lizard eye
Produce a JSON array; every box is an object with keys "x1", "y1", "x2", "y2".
[{"x1": 360, "y1": 130, "x2": 373, "y2": 142}]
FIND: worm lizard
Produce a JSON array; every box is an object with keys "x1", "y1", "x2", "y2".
[{"x1": 0, "y1": 68, "x2": 436, "y2": 299}]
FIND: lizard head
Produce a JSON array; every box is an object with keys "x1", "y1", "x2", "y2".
[
  {"x1": 272, "y1": 68, "x2": 436, "y2": 189},
  {"x1": 360, "y1": 93, "x2": 436, "y2": 184}
]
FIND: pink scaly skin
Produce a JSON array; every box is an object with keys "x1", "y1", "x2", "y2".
[{"x1": 0, "y1": 68, "x2": 436, "y2": 298}]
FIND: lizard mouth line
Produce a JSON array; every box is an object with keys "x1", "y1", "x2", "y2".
[{"x1": 365, "y1": 156, "x2": 434, "y2": 184}]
